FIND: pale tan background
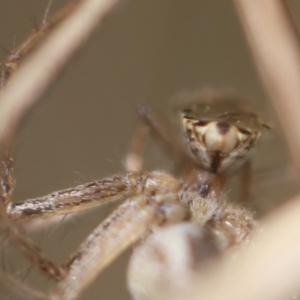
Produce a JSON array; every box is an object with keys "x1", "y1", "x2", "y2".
[{"x1": 0, "y1": 1, "x2": 299, "y2": 299}]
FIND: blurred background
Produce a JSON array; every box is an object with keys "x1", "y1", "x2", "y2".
[{"x1": 0, "y1": 0, "x2": 299, "y2": 299}]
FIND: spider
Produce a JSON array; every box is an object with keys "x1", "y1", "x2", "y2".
[
  {"x1": 0, "y1": 1, "x2": 295, "y2": 300},
  {"x1": 0, "y1": 87, "x2": 267, "y2": 300},
  {"x1": 0, "y1": 4, "x2": 268, "y2": 298}
]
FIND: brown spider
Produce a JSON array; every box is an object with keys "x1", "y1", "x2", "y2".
[
  {"x1": 0, "y1": 1, "x2": 298, "y2": 300},
  {"x1": 2, "y1": 90, "x2": 264, "y2": 299},
  {"x1": 0, "y1": 84, "x2": 267, "y2": 300}
]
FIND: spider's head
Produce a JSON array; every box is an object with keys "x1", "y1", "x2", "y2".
[{"x1": 180, "y1": 100, "x2": 268, "y2": 173}]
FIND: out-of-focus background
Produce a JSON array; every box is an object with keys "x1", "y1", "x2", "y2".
[{"x1": 0, "y1": 1, "x2": 299, "y2": 299}]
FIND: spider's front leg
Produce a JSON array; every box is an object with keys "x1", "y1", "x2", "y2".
[
  {"x1": 0, "y1": 172, "x2": 142, "y2": 285},
  {"x1": 126, "y1": 104, "x2": 194, "y2": 173},
  {"x1": 7, "y1": 173, "x2": 135, "y2": 221}
]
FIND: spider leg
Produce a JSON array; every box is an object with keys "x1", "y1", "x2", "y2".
[
  {"x1": 5, "y1": 202, "x2": 134, "y2": 300},
  {"x1": 50, "y1": 196, "x2": 151, "y2": 300},
  {"x1": 126, "y1": 121, "x2": 150, "y2": 172},
  {"x1": 7, "y1": 173, "x2": 137, "y2": 221},
  {"x1": 126, "y1": 104, "x2": 194, "y2": 173},
  {"x1": 0, "y1": 212, "x2": 66, "y2": 281},
  {"x1": 0, "y1": 173, "x2": 142, "y2": 282},
  {"x1": 49, "y1": 171, "x2": 188, "y2": 300},
  {"x1": 0, "y1": 151, "x2": 14, "y2": 208}
]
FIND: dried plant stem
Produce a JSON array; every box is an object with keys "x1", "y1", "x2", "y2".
[
  {"x1": 232, "y1": 0, "x2": 300, "y2": 179},
  {"x1": 0, "y1": 0, "x2": 120, "y2": 152}
]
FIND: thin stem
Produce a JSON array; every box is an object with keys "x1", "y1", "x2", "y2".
[{"x1": 232, "y1": 0, "x2": 300, "y2": 180}]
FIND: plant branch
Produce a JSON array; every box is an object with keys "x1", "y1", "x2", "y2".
[
  {"x1": 233, "y1": 0, "x2": 300, "y2": 180},
  {"x1": 0, "y1": 0, "x2": 120, "y2": 152}
]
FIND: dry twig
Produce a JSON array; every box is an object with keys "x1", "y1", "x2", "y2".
[
  {"x1": 0, "y1": 0, "x2": 120, "y2": 152},
  {"x1": 233, "y1": 0, "x2": 300, "y2": 179}
]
